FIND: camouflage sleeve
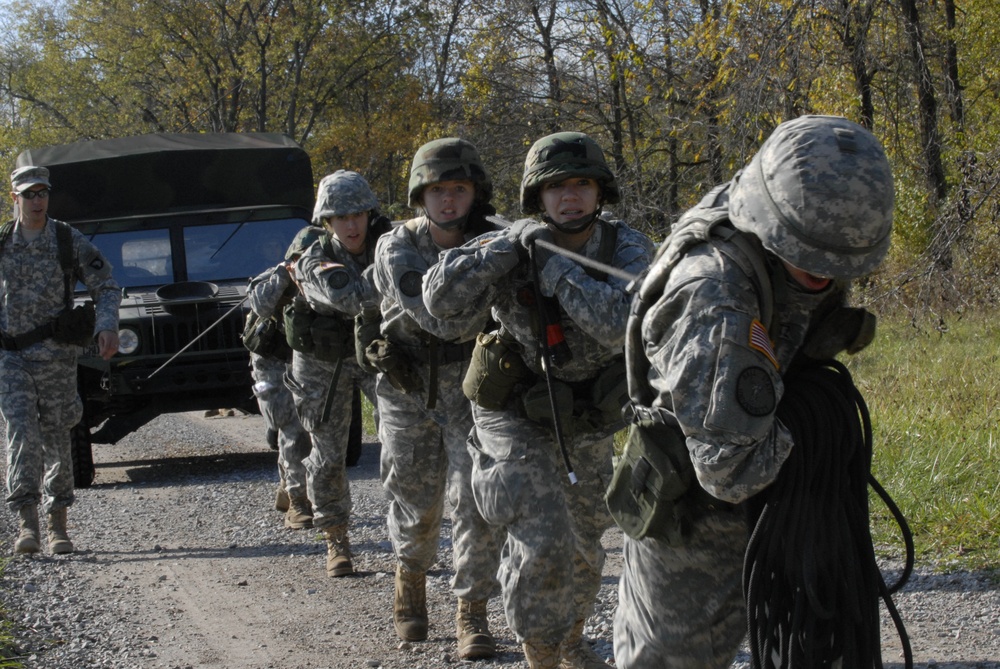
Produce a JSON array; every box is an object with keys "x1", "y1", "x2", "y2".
[
  {"x1": 543, "y1": 223, "x2": 653, "y2": 348},
  {"x1": 247, "y1": 265, "x2": 293, "y2": 319},
  {"x1": 294, "y1": 241, "x2": 373, "y2": 317},
  {"x1": 644, "y1": 250, "x2": 793, "y2": 503},
  {"x1": 73, "y1": 228, "x2": 121, "y2": 334},
  {"x1": 422, "y1": 230, "x2": 518, "y2": 322},
  {"x1": 373, "y1": 225, "x2": 483, "y2": 342}
]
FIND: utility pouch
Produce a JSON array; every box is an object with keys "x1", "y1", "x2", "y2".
[
  {"x1": 354, "y1": 308, "x2": 382, "y2": 374},
  {"x1": 365, "y1": 338, "x2": 423, "y2": 394},
  {"x1": 52, "y1": 302, "x2": 96, "y2": 346},
  {"x1": 589, "y1": 360, "x2": 629, "y2": 430},
  {"x1": 310, "y1": 315, "x2": 347, "y2": 363},
  {"x1": 521, "y1": 379, "x2": 574, "y2": 434},
  {"x1": 463, "y1": 331, "x2": 533, "y2": 410},
  {"x1": 242, "y1": 312, "x2": 292, "y2": 362},
  {"x1": 605, "y1": 415, "x2": 695, "y2": 546},
  {"x1": 284, "y1": 297, "x2": 315, "y2": 353}
]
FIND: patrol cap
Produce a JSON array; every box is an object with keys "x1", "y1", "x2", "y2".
[
  {"x1": 11, "y1": 166, "x2": 51, "y2": 194},
  {"x1": 408, "y1": 138, "x2": 492, "y2": 208},
  {"x1": 285, "y1": 225, "x2": 325, "y2": 261},
  {"x1": 312, "y1": 170, "x2": 378, "y2": 225},
  {"x1": 520, "y1": 132, "x2": 620, "y2": 214},
  {"x1": 728, "y1": 115, "x2": 894, "y2": 279}
]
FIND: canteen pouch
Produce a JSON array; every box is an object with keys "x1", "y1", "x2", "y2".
[
  {"x1": 310, "y1": 315, "x2": 347, "y2": 363},
  {"x1": 521, "y1": 379, "x2": 574, "y2": 434},
  {"x1": 605, "y1": 416, "x2": 695, "y2": 546},
  {"x1": 463, "y1": 331, "x2": 533, "y2": 410},
  {"x1": 284, "y1": 297, "x2": 315, "y2": 353},
  {"x1": 365, "y1": 338, "x2": 423, "y2": 394},
  {"x1": 53, "y1": 302, "x2": 96, "y2": 346},
  {"x1": 242, "y1": 312, "x2": 292, "y2": 361}
]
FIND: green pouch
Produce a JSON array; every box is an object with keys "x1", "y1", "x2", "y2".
[
  {"x1": 605, "y1": 418, "x2": 695, "y2": 545},
  {"x1": 354, "y1": 308, "x2": 382, "y2": 373},
  {"x1": 589, "y1": 360, "x2": 629, "y2": 429},
  {"x1": 242, "y1": 312, "x2": 291, "y2": 361},
  {"x1": 521, "y1": 379, "x2": 574, "y2": 433},
  {"x1": 284, "y1": 298, "x2": 314, "y2": 353},
  {"x1": 53, "y1": 302, "x2": 96, "y2": 346},
  {"x1": 463, "y1": 331, "x2": 533, "y2": 410},
  {"x1": 310, "y1": 315, "x2": 347, "y2": 363},
  {"x1": 365, "y1": 338, "x2": 423, "y2": 393}
]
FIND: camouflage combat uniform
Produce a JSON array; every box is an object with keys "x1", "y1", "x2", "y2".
[
  {"x1": 372, "y1": 216, "x2": 504, "y2": 601},
  {"x1": 423, "y1": 217, "x2": 653, "y2": 648},
  {"x1": 614, "y1": 116, "x2": 895, "y2": 668},
  {"x1": 247, "y1": 264, "x2": 310, "y2": 503},
  {"x1": 0, "y1": 217, "x2": 120, "y2": 513}
]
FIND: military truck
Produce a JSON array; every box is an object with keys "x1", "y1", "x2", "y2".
[{"x1": 15, "y1": 133, "x2": 363, "y2": 487}]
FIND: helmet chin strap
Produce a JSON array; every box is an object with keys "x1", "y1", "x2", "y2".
[
  {"x1": 543, "y1": 210, "x2": 599, "y2": 234},
  {"x1": 429, "y1": 212, "x2": 469, "y2": 232}
]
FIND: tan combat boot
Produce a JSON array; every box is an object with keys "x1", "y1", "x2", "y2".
[
  {"x1": 559, "y1": 619, "x2": 610, "y2": 668},
  {"x1": 393, "y1": 565, "x2": 428, "y2": 641},
  {"x1": 524, "y1": 640, "x2": 563, "y2": 669},
  {"x1": 324, "y1": 524, "x2": 354, "y2": 577},
  {"x1": 14, "y1": 504, "x2": 40, "y2": 554},
  {"x1": 46, "y1": 507, "x2": 74, "y2": 555},
  {"x1": 456, "y1": 597, "x2": 495, "y2": 660},
  {"x1": 284, "y1": 494, "x2": 313, "y2": 529},
  {"x1": 274, "y1": 483, "x2": 290, "y2": 513}
]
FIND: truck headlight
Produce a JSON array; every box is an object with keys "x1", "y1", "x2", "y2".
[{"x1": 118, "y1": 327, "x2": 140, "y2": 355}]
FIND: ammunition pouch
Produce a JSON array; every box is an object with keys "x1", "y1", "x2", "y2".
[
  {"x1": 521, "y1": 379, "x2": 574, "y2": 433},
  {"x1": 284, "y1": 298, "x2": 314, "y2": 352},
  {"x1": 605, "y1": 406, "x2": 697, "y2": 546},
  {"x1": 242, "y1": 311, "x2": 292, "y2": 362},
  {"x1": 365, "y1": 338, "x2": 423, "y2": 394},
  {"x1": 354, "y1": 308, "x2": 382, "y2": 374},
  {"x1": 284, "y1": 298, "x2": 349, "y2": 363},
  {"x1": 463, "y1": 331, "x2": 534, "y2": 410},
  {"x1": 585, "y1": 359, "x2": 629, "y2": 431},
  {"x1": 52, "y1": 302, "x2": 96, "y2": 346}
]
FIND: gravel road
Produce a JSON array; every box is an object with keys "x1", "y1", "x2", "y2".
[{"x1": 0, "y1": 409, "x2": 998, "y2": 668}]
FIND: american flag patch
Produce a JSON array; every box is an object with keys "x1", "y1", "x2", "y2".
[{"x1": 748, "y1": 319, "x2": 779, "y2": 370}]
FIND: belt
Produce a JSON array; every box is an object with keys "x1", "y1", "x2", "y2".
[
  {"x1": 405, "y1": 339, "x2": 475, "y2": 365},
  {"x1": 0, "y1": 321, "x2": 57, "y2": 351}
]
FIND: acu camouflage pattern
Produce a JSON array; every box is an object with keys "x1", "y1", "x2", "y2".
[
  {"x1": 247, "y1": 264, "x2": 309, "y2": 500},
  {"x1": 0, "y1": 218, "x2": 120, "y2": 513},
  {"x1": 422, "y1": 216, "x2": 653, "y2": 645},
  {"x1": 285, "y1": 225, "x2": 326, "y2": 261},
  {"x1": 729, "y1": 115, "x2": 894, "y2": 279},
  {"x1": 312, "y1": 170, "x2": 379, "y2": 225},
  {"x1": 614, "y1": 166, "x2": 869, "y2": 668},
  {"x1": 371, "y1": 216, "x2": 503, "y2": 601},
  {"x1": 288, "y1": 232, "x2": 378, "y2": 530},
  {"x1": 407, "y1": 138, "x2": 492, "y2": 207},
  {"x1": 520, "y1": 132, "x2": 620, "y2": 214}
]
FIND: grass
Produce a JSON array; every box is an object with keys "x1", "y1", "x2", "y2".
[{"x1": 846, "y1": 312, "x2": 1000, "y2": 572}]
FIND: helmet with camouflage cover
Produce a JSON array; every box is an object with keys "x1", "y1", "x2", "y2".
[
  {"x1": 312, "y1": 170, "x2": 378, "y2": 225},
  {"x1": 520, "y1": 131, "x2": 620, "y2": 215},
  {"x1": 728, "y1": 115, "x2": 894, "y2": 279},
  {"x1": 407, "y1": 138, "x2": 492, "y2": 208},
  {"x1": 284, "y1": 225, "x2": 325, "y2": 261}
]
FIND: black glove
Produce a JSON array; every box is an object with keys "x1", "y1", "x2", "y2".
[{"x1": 520, "y1": 223, "x2": 555, "y2": 269}]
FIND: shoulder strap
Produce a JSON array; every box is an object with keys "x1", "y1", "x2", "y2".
[
  {"x1": 0, "y1": 221, "x2": 13, "y2": 256},
  {"x1": 582, "y1": 219, "x2": 619, "y2": 282},
  {"x1": 54, "y1": 221, "x2": 76, "y2": 308}
]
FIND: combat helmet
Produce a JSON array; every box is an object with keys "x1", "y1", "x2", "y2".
[
  {"x1": 520, "y1": 131, "x2": 620, "y2": 215},
  {"x1": 285, "y1": 225, "x2": 325, "y2": 261},
  {"x1": 407, "y1": 138, "x2": 492, "y2": 208},
  {"x1": 312, "y1": 170, "x2": 378, "y2": 225},
  {"x1": 728, "y1": 115, "x2": 894, "y2": 279}
]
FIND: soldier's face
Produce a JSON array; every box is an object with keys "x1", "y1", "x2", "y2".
[
  {"x1": 13, "y1": 185, "x2": 50, "y2": 228},
  {"x1": 325, "y1": 211, "x2": 369, "y2": 254},
  {"x1": 422, "y1": 179, "x2": 475, "y2": 226},
  {"x1": 540, "y1": 177, "x2": 599, "y2": 225}
]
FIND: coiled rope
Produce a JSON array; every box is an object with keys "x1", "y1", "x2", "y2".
[{"x1": 744, "y1": 359, "x2": 914, "y2": 669}]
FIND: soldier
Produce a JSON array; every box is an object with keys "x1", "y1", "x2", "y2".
[
  {"x1": 246, "y1": 226, "x2": 322, "y2": 529},
  {"x1": 370, "y1": 138, "x2": 504, "y2": 660},
  {"x1": 423, "y1": 132, "x2": 654, "y2": 669},
  {"x1": 611, "y1": 115, "x2": 894, "y2": 668},
  {"x1": 288, "y1": 170, "x2": 387, "y2": 577},
  {"x1": 1, "y1": 165, "x2": 121, "y2": 554}
]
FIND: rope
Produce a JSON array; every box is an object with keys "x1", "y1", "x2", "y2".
[{"x1": 743, "y1": 359, "x2": 914, "y2": 669}]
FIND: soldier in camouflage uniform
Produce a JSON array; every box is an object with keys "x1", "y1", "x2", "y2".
[
  {"x1": 371, "y1": 138, "x2": 504, "y2": 660},
  {"x1": 288, "y1": 170, "x2": 386, "y2": 578},
  {"x1": 0, "y1": 166, "x2": 121, "y2": 555},
  {"x1": 247, "y1": 225, "x2": 322, "y2": 528},
  {"x1": 423, "y1": 132, "x2": 654, "y2": 669},
  {"x1": 613, "y1": 116, "x2": 895, "y2": 668}
]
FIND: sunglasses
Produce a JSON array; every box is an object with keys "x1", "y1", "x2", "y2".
[{"x1": 19, "y1": 188, "x2": 51, "y2": 200}]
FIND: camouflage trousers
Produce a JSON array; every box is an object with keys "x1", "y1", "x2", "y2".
[
  {"x1": 285, "y1": 352, "x2": 375, "y2": 530},
  {"x1": 0, "y1": 351, "x2": 80, "y2": 513},
  {"x1": 377, "y1": 361, "x2": 502, "y2": 601},
  {"x1": 613, "y1": 505, "x2": 747, "y2": 668},
  {"x1": 252, "y1": 354, "x2": 309, "y2": 498},
  {"x1": 470, "y1": 403, "x2": 614, "y2": 645}
]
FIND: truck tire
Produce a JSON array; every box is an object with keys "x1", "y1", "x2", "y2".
[
  {"x1": 71, "y1": 422, "x2": 96, "y2": 488},
  {"x1": 345, "y1": 383, "x2": 363, "y2": 467}
]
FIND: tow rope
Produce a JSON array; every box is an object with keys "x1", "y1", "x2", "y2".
[{"x1": 744, "y1": 359, "x2": 914, "y2": 669}]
